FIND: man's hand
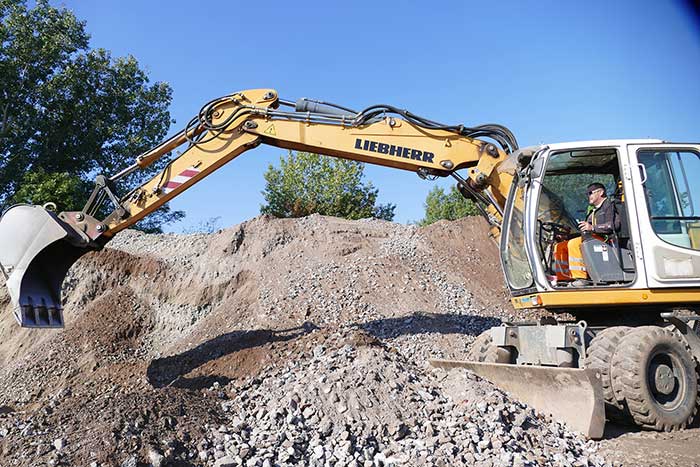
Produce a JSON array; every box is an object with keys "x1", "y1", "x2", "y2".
[{"x1": 578, "y1": 221, "x2": 593, "y2": 232}]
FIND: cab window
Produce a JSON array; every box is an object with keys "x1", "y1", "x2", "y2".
[
  {"x1": 638, "y1": 150, "x2": 700, "y2": 250},
  {"x1": 534, "y1": 148, "x2": 634, "y2": 287}
]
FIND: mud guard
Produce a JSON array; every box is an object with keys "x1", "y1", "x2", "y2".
[
  {"x1": 0, "y1": 205, "x2": 93, "y2": 328},
  {"x1": 429, "y1": 359, "x2": 606, "y2": 439}
]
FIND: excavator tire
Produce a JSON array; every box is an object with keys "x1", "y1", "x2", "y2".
[
  {"x1": 466, "y1": 330, "x2": 513, "y2": 364},
  {"x1": 584, "y1": 326, "x2": 631, "y2": 423},
  {"x1": 611, "y1": 326, "x2": 700, "y2": 431}
]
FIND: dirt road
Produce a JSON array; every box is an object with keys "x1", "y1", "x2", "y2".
[{"x1": 597, "y1": 425, "x2": 700, "y2": 467}]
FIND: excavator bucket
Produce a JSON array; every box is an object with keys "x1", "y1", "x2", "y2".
[
  {"x1": 0, "y1": 205, "x2": 93, "y2": 328},
  {"x1": 429, "y1": 359, "x2": 606, "y2": 439}
]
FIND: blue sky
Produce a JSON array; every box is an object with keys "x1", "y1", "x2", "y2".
[{"x1": 57, "y1": 0, "x2": 700, "y2": 231}]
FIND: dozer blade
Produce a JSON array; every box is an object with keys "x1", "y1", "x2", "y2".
[
  {"x1": 429, "y1": 359, "x2": 605, "y2": 439},
  {"x1": 0, "y1": 205, "x2": 94, "y2": 328}
]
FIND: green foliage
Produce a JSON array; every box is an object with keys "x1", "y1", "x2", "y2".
[
  {"x1": 261, "y1": 151, "x2": 395, "y2": 221},
  {"x1": 419, "y1": 185, "x2": 479, "y2": 226},
  {"x1": 9, "y1": 169, "x2": 90, "y2": 211},
  {"x1": 0, "y1": 0, "x2": 181, "y2": 232}
]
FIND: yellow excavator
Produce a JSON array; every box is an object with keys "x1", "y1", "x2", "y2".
[{"x1": 1, "y1": 89, "x2": 699, "y2": 438}]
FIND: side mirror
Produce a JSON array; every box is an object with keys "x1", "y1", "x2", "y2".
[
  {"x1": 517, "y1": 152, "x2": 546, "y2": 187},
  {"x1": 530, "y1": 156, "x2": 546, "y2": 178}
]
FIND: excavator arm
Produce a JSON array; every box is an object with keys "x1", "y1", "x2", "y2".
[
  {"x1": 0, "y1": 88, "x2": 517, "y2": 328},
  {"x1": 96, "y1": 89, "x2": 514, "y2": 239}
]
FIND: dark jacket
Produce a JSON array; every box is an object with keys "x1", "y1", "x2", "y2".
[{"x1": 586, "y1": 197, "x2": 621, "y2": 235}]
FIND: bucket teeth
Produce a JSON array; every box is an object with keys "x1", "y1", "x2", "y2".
[{"x1": 15, "y1": 304, "x2": 64, "y2": 329}]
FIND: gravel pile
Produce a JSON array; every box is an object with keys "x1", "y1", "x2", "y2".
[{"x1": 198, "y1": 328, "x2": 609, "y2": 467}]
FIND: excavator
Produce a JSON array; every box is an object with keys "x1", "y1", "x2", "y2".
[{"x1": 1, "y1": 89, "x2": 699, "y2": 439}]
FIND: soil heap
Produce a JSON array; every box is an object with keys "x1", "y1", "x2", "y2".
[{"x1": 0, "y1": 215, "x2": 610, "y2": 466}]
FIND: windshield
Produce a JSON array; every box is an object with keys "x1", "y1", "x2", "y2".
[
  {"x1": 539, "y1": 149, "x2": 619, "y2": 225},
  {"x1": 541, "y1": 172, "x2": 616, "y2": 223},
  {"x1": 501, "y1": 181, "x2": 533, "y2": 290}
]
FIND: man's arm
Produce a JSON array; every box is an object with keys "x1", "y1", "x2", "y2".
[{"x1": 591, "y1": 199, "x2": 618, "y2": 235}]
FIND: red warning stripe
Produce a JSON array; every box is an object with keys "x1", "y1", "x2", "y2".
[{"x1": 162, "y1": 166, "x2": 201, "y2": 194}]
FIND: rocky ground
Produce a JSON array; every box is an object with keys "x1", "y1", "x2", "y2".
[{"x1": 0, "y1": 214, "x2": 697, "y2": 466}]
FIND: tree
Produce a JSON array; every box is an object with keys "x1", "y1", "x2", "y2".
[
  {"x1": 261, "y1": 151, "x2": 395, "y2": 221},
  {"x1": 419, "y1": 185, "x2": 479, "y2": 226},
  {"x1": 0, "y1": 0, "x2": 182, "y2": 232}
]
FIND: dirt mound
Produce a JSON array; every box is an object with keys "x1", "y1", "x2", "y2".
[
  {"x1": 146, "y1": 324, "x2": 317, "y2": 390},
  {"x1": 0, "y1": 214, "x2": 616, "y2": 466},
  {"x1": 66, "y1": 286, "x2": 153, "y2": 355}
]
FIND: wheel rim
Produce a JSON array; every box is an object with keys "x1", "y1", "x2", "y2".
[{"x1": 647, "y1": 348, "x2": 687, "y2": 411}]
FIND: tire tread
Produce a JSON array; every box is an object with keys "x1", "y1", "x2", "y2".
[
  {"x1": 584, "y1": 326, "x2": 631, "y2": 422},
  {"x1": 611, "y1": 326, "x2": 699, "y2": 431}
]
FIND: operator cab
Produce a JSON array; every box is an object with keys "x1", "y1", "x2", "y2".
[
  {"x1": 536, "y1": 147, "x2": 634, "y2": 288},
  {"x1": 500, "y1": 140, "x2": 700, "y2": 304}
]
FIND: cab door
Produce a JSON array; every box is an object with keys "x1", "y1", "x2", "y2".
[
  {"x1": 627, "y1": 143, "x2": 700, "y2": 288},
  {"x1": 500, "y1": 173, "x2": 537, "y2": 294}
]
